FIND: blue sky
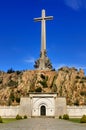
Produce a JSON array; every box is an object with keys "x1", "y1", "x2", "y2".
[{"x1": 0, "y1": 0, "x2": 86, "y2": 73}]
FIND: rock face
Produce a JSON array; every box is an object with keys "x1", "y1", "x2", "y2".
[{"x1": 0, "y1": 67, "x2": 86, "y2": 106}]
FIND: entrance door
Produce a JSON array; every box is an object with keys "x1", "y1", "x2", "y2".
[{"x1": 40, "y1": 105, "x2": 46, "y2": 116}]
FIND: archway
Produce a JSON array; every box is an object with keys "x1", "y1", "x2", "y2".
[{"x1": 40, "y1": 105, "x2": 46, "y2": 116}]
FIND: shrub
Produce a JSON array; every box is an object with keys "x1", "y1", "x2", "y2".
[
  {"x1": 52, "y1": 84, "x2": 57, "y2": 92},
  {"x1": 24, "y1": 115, "x2": 27, "y2": 119},
  {"x1": 80, "y1": 80, "x2": 84, "y2": 83},
  {"x1": 74, "y1": 99, "x2": 79, "y2": 106},
  {"x1": 39, "y1": 75, "x2": 48, "y2": 88},
  {"x1": 35, "y1": 87, "x2": 42, "y2": 92},
  {"x1": 40, "y1": 74, "x2": 46, "y2": 79},
  {"x1": 39, "y1": 80, "x2": 48, "y2": 88},
  {"x1": 59, "y1": 86, "x2": 62, "y2": 96},
  {"x1": 16, "y1": 71, "x2": 22, "y2": 75},
  {"x1": 80, "y1": 115, "x2": 86, "y2": 123},
  {"x1": 59, "y1": 115, "x2": 62, "y2": 119},
  {"x1": 58, "y1": 67, "x2": 64, "y2": 71},
  {"x1": 16, "y1": 97, "x2": 20, "y2": 103},
  {"x1": 0, "y1": 78, "x2": 3, "y2": 84},
  {"x1": 8, "y1": 80, "x2": 18, "y2": 87},
  {"x1": 63, "y1": 114, "x2": 69, "y2": 120},
  {"x1": 0, "y1": 116, "x2": 3, "y2": 123},
  {"x1": 82, "y1": 77, "x2": 86, "y2": 80},
  {"x1": 9, "y1": 90, "x2": 15, "y2": 102},
  {"x1": 80, "y1": 91, "x2": 86, "y2": 96},
  {"x1": 16, "y1": 114, "x2": 22, "y2": 120},
  {"x1": 76, "y1": 76, "x2": 81, "y2": 79}
]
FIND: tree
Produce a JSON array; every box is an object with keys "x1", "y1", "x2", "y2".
[{"x1": 7, "y1": 68, "x2": 15, "y2": 73}]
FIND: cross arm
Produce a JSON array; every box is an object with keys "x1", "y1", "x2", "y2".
[
  {"x1": 44, "y1": 16, "x2": 53, "y2": 20},
  {"x1": 34, "y1": 17, "x2": 42, "y2": 22}
]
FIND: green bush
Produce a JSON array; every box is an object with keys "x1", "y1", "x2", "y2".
[
  {"x1": 24, "y1": 115, "x2": 27, "y2": 119},
  {"x1": 63, "y1": 114, "x2": 69, "y2": 120},
  {"x1": 0, "y1": 116, "x2": 3, "y2": 123},
  {"x1": 80, "y1": 115, "x2": 86, "y2": 123},
  {"x1": 59, "y1": 115, "x2": 62, "y2": 119},
  {"x1": 16, "y1": 114, "x2": 22, "y2": 120}
]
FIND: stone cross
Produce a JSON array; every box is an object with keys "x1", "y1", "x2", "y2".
[
  {"x1": 34, "y1": 9, "x2": 53, "y2": 70},
  {"x1": 34, "y1": 9, "x2": 53, "y2": 59}
]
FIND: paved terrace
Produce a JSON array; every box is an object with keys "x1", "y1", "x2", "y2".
[{"x1": 0, "y1": 118, "x2": 86, "y2": 130}]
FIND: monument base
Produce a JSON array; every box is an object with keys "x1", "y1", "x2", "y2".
[{"x1": 34, "y1": 52, "x2": 53, "y2": 70}]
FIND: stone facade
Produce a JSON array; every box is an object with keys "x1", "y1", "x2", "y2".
[{"x1": 19, "y1": 93, "x2": 67, "y2": 117}]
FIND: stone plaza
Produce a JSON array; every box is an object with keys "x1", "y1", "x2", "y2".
[{"x1": 0, "y1": 118, "x2": 86, "y2": 130}]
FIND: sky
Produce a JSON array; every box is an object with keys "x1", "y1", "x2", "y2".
[{"x1": 0, "y1": 0, "x2": 86, "y2": 73}]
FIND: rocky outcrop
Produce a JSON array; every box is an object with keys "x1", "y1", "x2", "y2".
[{"x1": 0, "y1": 67, "x2": 86, "y2": 106}]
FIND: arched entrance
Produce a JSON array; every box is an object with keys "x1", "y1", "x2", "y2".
[{"x1": 40, "y1": 105, "x2": 46, "y2": 116}]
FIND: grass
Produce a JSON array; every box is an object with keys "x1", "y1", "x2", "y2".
[
  {"x1": 69, "y1": 118, "x2": 80, "y2": 123},
  {"x1": 2, "y1": 118, "x2": 16, "y2": 123}
]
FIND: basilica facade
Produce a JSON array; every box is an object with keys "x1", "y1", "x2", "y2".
[{"x1": 19, "y1": 93, "x2": 67, "y2": 117}]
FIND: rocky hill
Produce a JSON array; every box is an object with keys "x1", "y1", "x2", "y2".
[{"x1": 0, "y1": 67, "x2": 86, "y2": 106}]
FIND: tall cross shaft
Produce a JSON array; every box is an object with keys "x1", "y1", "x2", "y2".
[{"x1": 34, "y1": 9, "x2": 53, "y2": 59}]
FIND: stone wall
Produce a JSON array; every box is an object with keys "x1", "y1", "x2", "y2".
[
  {"x1": 0, "y1": 102, "x2": 86, "y2": 118},
  {"x1": 0, "y1": 106, "x2": 19, "y2": 118},
  {"x1": 67, "y1": 106, "x2": 86, "y2": 117}
]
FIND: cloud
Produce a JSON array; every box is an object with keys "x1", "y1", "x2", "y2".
[
  {"x1": 25, "y1": 57, "x2": 35, "y2": 64},
  {"x1": 64, "y1": 0, "x2": 86, "y2": 10}
]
